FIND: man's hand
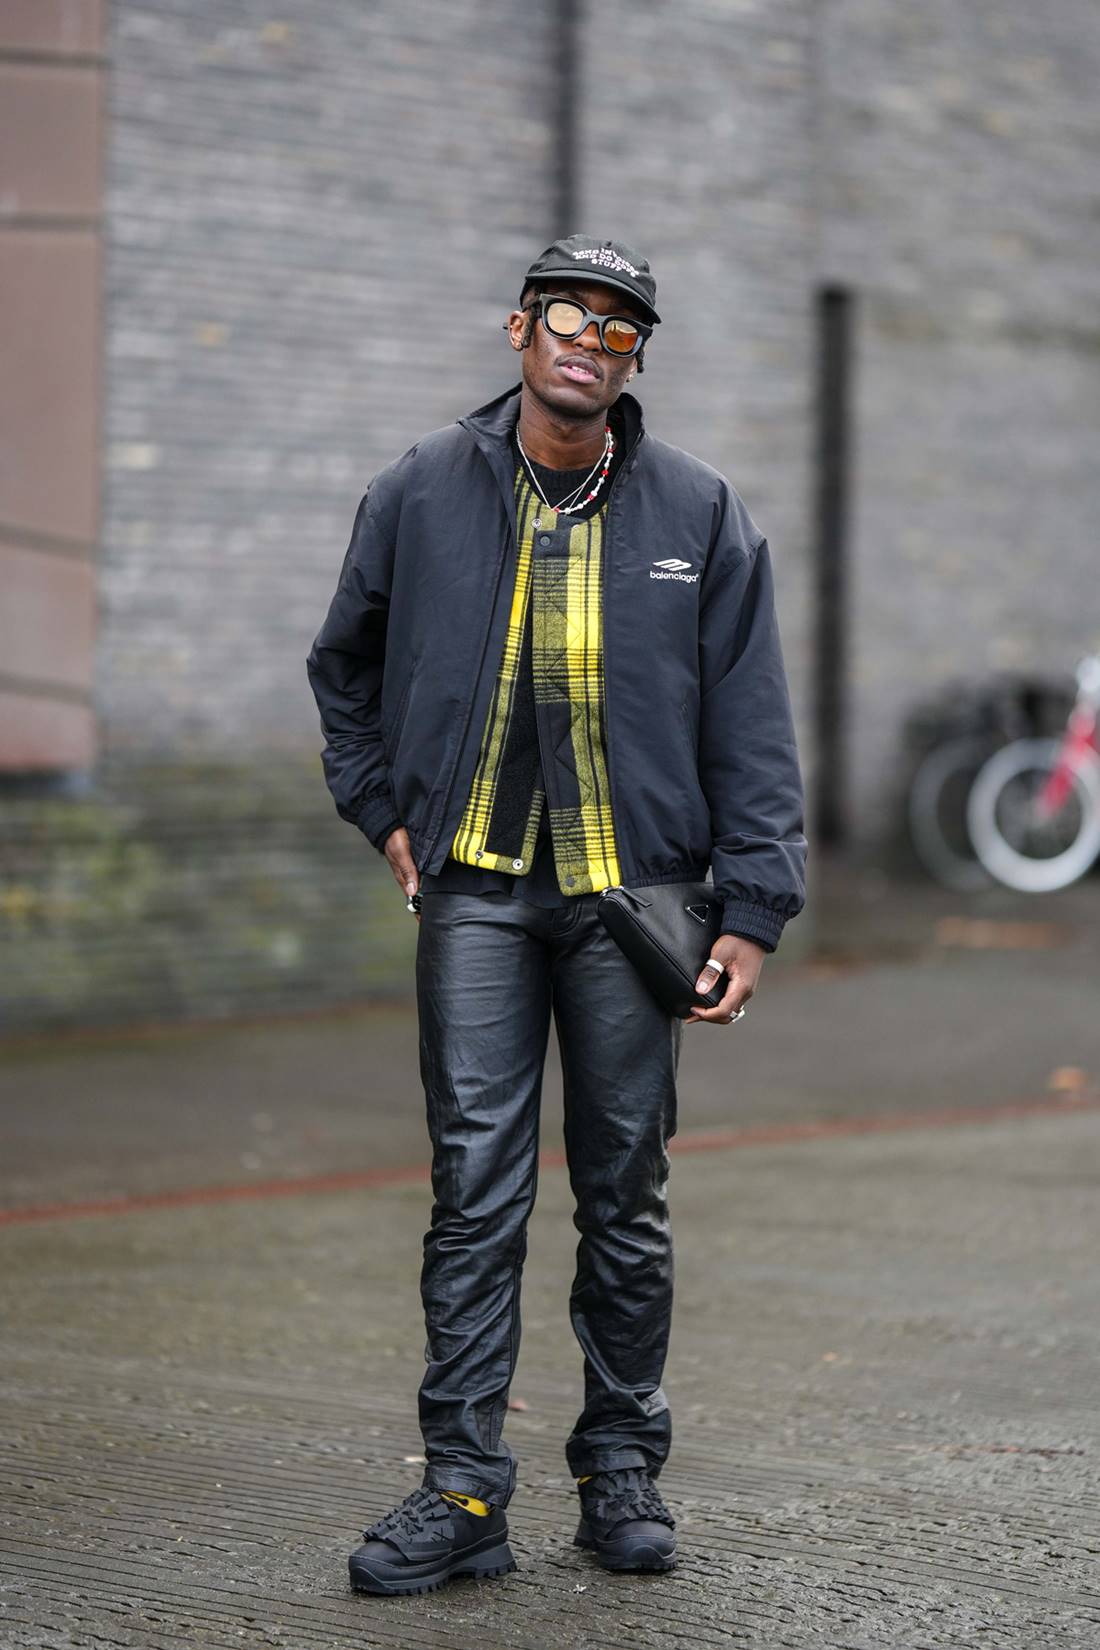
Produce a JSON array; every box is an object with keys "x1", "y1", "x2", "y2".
[
  {"x1": 384, "y1": 826, "x2": 421, "y2": 922},
  {"x1": 684, "y1": 933, "x2": 766, "y2": 1025}
]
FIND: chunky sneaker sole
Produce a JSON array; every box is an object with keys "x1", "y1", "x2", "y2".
[
  {"x1": 574, "y1": 1514, "x2": 676, "y2": 1572},
  {"x1": 349, "y1": 1531, "x2": 517, "y2": 1597},
  {"x1": 349, "y1": 1485, "x2": 517, "y2": 1596}
]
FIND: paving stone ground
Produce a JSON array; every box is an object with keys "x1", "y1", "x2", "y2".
[
  {"x1": 2, "y1": 1100, "x2": 1099, "y2": 1648},
  {"x1": 2, "y1": 863, "x2": 1099, "y2": 1646}
]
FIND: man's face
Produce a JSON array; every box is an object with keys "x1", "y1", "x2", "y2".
[{"x1": 507, "y1": 280, "x2": 645, "y2": 418}]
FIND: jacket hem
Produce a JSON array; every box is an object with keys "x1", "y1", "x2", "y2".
[{"x1": 618, "y1": 864, "x2": 711, "y2": 892}]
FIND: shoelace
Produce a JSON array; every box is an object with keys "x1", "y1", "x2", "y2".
[
  {"x1": 362, "y1": 1485, "x2": 452, "y2": 1545},
  {"x1": 581, "y1": 1467, "x2": 674, "y2": 1529}
]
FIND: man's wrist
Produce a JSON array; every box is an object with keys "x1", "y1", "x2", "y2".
[
  {"x1": 720, "y1": 930, "x2": 769, "y2": 956},
  {"x1": 372, "y1": 818, "x2": 404, "y2": 854}
]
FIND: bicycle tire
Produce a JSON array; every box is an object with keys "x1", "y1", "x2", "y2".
[
  {"x1": 966, "y1": 737, "x2": 1100, "y2": 893},
  {"x1": 907, "y1": 736, "x2": 996, "y2": 891}
]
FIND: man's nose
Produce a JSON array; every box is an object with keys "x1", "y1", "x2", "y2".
[{"x1": 575, "y1": 320, "x2": 602, "y2": 351}]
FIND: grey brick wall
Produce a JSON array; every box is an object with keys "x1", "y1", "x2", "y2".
[
  {"x1": 580, "y1": 0, "x2": 819, "y2": 820},
  {"x1": 99, "y1": 0, "x2": 559, "y2": 756},
  {"x1": 820, "y1": 0, "x2": 1100, "y2": 842}
]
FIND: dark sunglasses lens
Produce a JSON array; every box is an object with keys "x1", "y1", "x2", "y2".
[
  {"x1": 544, "y1": 300, "x2": 586, "y2": 336},
  {"x1": 603, "y1": 317, "x2": 641, "y2": 354}
]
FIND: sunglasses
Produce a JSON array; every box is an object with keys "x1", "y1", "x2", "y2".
[{"x1": 524, "y1": 293, "x2": 652, "y2": 357}]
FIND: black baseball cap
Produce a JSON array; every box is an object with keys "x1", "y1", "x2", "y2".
[{"x1": 521, "y1": 234, "x2": 661, "y2": 326}]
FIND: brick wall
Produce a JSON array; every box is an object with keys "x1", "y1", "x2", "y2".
[
  {"x1": 99, "y1": 0, "x2": 559, "y2": 755},
  {"x1": 580, "y1": 0, "x2": 818, "y2": 819}
]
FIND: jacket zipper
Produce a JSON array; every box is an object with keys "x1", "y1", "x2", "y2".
[
  {"x1": 423, "y1": 411, "x2": 643, "y2": 876},
  {"x1": 420, "y1": 486, "x2": 518, "y2": 871},
  {"x1": 600, "y1": 438, "x2": 643, "y2": 890}
]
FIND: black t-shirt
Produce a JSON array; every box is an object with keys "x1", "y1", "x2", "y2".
[{"x1": 419, "y1": 402, "x2": 627, "y2": 905}]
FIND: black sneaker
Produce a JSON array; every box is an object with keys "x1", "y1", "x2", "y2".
[
  {"x1": 348, "y1": 1485, "x2": 516, "y2": 1597},
  {"x1": 574, "y1": 1467, "x2": 676, "y2": 1572}
]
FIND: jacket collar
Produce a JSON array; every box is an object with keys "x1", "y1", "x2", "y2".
[{"x1": 459, "y1": 380, "x2": 646, "y2": 488}]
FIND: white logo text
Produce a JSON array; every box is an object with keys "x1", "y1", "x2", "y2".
[{"x1": 650, "y1": 558, "x2": 698, "y2": 583}]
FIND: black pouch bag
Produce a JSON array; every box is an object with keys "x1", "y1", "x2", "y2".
[{"x1": 596, "y1": 881, "x2": 726, "y2": 1019}]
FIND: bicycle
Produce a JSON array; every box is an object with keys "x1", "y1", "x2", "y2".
[
  {"x1": 966, "y1": 653, "x2": 1100, "y2": 893},
  {"x1": 904, "y1": 674, "x2": 1073, "y2": 891}
]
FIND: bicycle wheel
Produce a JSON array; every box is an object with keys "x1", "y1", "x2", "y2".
[
  {"x1": 966, "y1": 737, "x2": 1100, "y2": 892},
  {"x1": 907, "y1": 737, "x2": 995, "y2": 890}
]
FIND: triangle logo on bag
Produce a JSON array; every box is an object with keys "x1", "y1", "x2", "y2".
[{"x1": 685, "y1": 903, "x2": 710, "y2": 925}]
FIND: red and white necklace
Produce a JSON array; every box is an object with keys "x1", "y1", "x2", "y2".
[{"x1": 517, "y1": 424, "x2": 615, "y2": 530}]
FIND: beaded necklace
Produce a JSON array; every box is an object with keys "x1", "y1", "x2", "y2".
[{"x1": 516, "y1": 425, "x2": 615, "y2": 530}]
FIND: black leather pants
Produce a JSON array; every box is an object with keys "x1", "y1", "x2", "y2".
[{"x1": 414, "y1": 889, "x2": 683, "y2": 1509}]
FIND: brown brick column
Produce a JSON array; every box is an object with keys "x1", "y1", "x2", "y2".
[{"x1": 0, "y1": 0, "x2": 105, "y2": 769}]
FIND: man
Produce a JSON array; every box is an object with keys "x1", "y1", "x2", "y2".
[{"x1": 307, "y1": 234, "x2": 806, "y2": 1597}]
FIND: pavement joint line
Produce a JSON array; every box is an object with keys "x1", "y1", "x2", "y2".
[{"x1": 2, "y1": 1090, "x2": 1097, "y2": 1229}]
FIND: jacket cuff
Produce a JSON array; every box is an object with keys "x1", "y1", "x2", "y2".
[
  {"x1": 356, "y1": 786, "x2": 402, "y2": 853},
  {"x1": 719, "y1": 899, "x2": 786, "y2": 954}
]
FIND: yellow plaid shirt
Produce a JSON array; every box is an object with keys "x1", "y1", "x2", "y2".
[{"x1": 448, "y1": 464, "x2": 622, "y2": 894}]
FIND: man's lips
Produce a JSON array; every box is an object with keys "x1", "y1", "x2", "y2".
[{"x1": 556, "y1": 356, "x2": 602, "y2": 384}]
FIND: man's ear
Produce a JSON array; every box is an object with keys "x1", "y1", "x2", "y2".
[{"x1": 505, "y1": 309, "x2": 527, "y2": 350}]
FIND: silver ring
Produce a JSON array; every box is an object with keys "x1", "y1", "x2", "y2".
[
  {"x1": 726, "y1": 1005, "x2": 747, "y2": 1024},
  {"x1": 705, "y1": 957, "x2": 726, "y2": 972}
]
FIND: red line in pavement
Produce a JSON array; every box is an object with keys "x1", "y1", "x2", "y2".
[
  {"x1": 2, "y1": 1091, "x2": 1097, "y2": 1228},
  {"x1": 664, "y1": 1091, "x2": 1100, "y2": 1152},
  {"x1": 0, "y1": 1162, "x2": 433, "y2": 1228}
]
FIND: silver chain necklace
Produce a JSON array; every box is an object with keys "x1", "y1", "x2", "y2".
[{"x1": 516, "y1": 425, "x2": 615, "y2": 530}]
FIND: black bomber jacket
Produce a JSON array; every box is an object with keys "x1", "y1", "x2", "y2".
[{"x1": 306, "y1": 382, "x2": 807, "y2": 953}]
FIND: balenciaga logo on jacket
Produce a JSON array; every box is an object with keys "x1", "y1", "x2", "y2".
[{"x1": 650, "y1": 557, "x2": 700, "y2": 582}]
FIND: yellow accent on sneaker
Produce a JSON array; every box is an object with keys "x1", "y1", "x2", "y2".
[
  {"x1": 440, "y1": 1490, "x2": 492, "y2": 1517},
  {"x1": 576, "y1": 1475, "x2": 594, "y2": 1484}
]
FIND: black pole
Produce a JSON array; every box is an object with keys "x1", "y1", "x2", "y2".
[
  {"x1": 555, "y1": 0, "x2": 579, "y2": 236},
  {"x1": 813, "y1": 286, "x2": 853, "y2": 847}
]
